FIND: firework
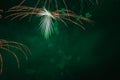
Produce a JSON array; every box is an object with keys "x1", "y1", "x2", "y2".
[
  {"x1": 0, "y1": 39, "x2": 30, "y2": 74},
  {"x1": 18, "y1": 0, "x2": 69, "y2": 21},
  {"x1": 33, "y1": 0, "x2": 98, "y2": 10},
  {"x1": 6, "y1": 6, "x2": 93, "y2": 39}
]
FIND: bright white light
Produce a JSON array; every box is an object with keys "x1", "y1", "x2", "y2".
[{"x1": 38, "y1": 8, "x2": 56, "y2": 39}]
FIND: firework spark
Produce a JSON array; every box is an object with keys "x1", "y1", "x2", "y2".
[
  {"x1": 38, "y1": 8, "x2": 56, "y2": 39},
  {"x1": 0, "y1": 39, "x2": 30, "y2": 74}
]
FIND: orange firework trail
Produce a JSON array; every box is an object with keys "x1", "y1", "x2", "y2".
[
  {"x1": 6, "y1": 6, "x2": 93, "y2": 39},
  {"x1": 18, "y1": 0, "x2": 69, "y2": 21},
  {"x1": 0, "y1": 39, "x2": 31, "y2": 74}
]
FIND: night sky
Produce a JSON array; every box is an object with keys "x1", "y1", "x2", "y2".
[{"x1": 0, "y1": 0, "x2": 120, "y2": 80}]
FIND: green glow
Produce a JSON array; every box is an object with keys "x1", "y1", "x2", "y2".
[
  {"x1": 76, "y1": 15, "x2": 83, "y2": 21},
  {"x1": 85, "y1": 12, "x2": 92, "y2": 18}
]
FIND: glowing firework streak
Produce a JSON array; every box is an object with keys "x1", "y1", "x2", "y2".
[
  {"x1": 38, "y1": 8, "x2": 56, "y2": 39},
  {"x1": 19, "y1": 0, "x2": 68, "y2": 10},
  {"x1": 0, "y1": 39, "x2": 30, "y2": 74},
  {"x1": 18, "y1": 0, "x2": 69, "y2": 21},
  {"x1": 6, "y1": 6, "x2": 93, "y2": 39}
]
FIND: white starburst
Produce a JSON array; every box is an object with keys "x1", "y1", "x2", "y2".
[{"x1": 38, "y1": 8, "x2": 56, "y2": 39}]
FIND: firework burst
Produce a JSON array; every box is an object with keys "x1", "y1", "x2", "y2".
[
  {"x1": 6, "y1": 6, "x2": 93, "y2": 39},
  {"x1": 0, "y1": 39, "x2": 30, "y2": 74},
  {"x1": 18, "y1": 0, "x2": 69, "y2": 22}
]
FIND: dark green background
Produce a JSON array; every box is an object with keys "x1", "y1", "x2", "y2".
[{"x1": 0, "y1": 0, "x2": 120, "y2": 80}]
